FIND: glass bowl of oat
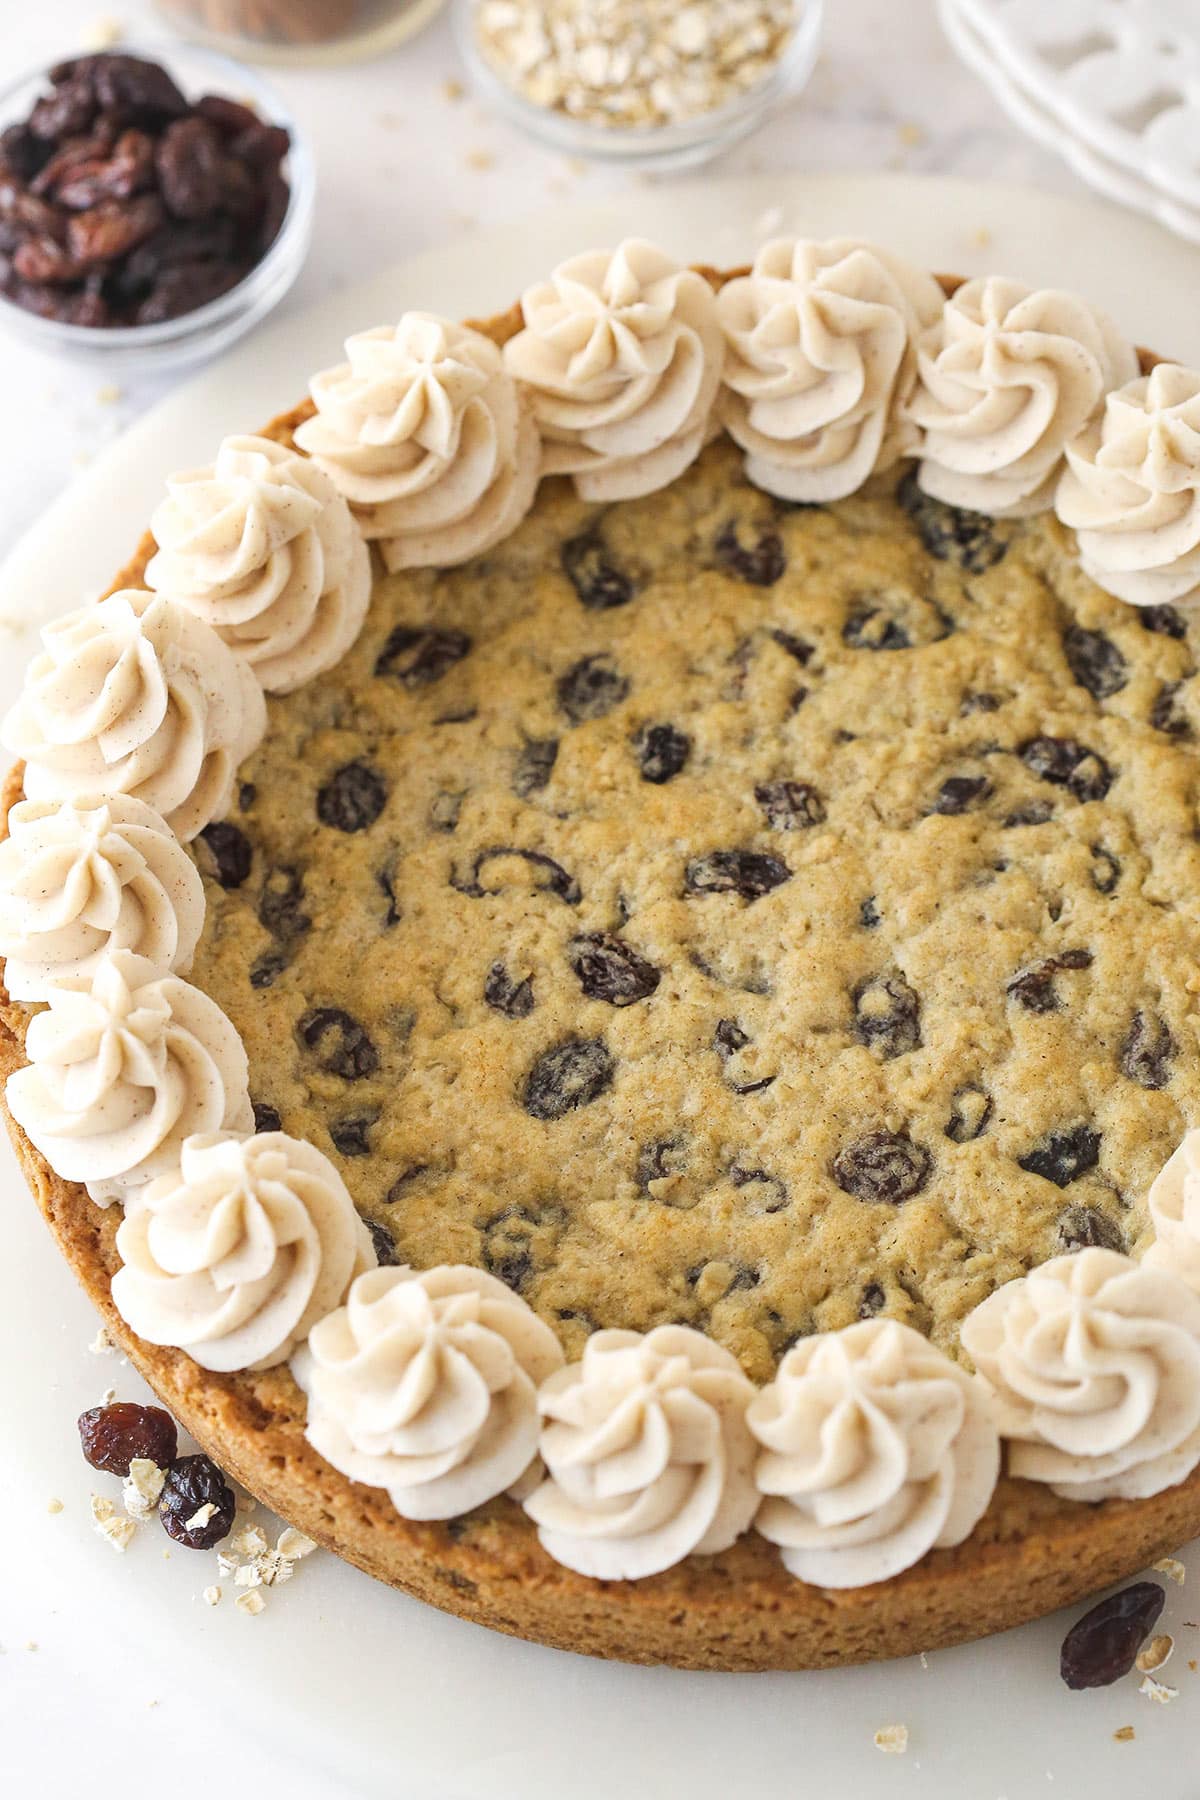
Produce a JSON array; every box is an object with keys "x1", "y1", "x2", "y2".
[{"x1": 455, "y1": 0, "x2": 824, "y2": 172}]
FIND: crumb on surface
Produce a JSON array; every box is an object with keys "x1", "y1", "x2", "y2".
[
  {"x1": 1113, "y1": 1726, "x2": 1135, "y2": 1742},
  {"x1": 236, "y1": 1589, "x2": 266, "y2": 1617},
  {"x1": 442, "y1": 77, "x2": 464, "y2": 101},
  {"x1": 1154, "y1": 1558, "x2": 1187, "y2": 1585},
  {"x1": 202, "y1": 1585, "x2": 221, "y2": 1607},
  {"x1": 874, "y1": 1724, "x2": 908, "y2": 1755},
  {"x1": 88, "y1": 1326, "x2": 115, "y2": 1356},
  {"x1": 1138, "y1": 1674, "x2": 1178, "y2": 1705},
  {"x1": 46, "y1": 1497, "x2": 63, "y2": 1515},
  {"x1": 1135, "y1": 1634, "x2": 1173, "y2": 1674},
  {"x1": 465, "y1": 148, "x2": 495, "y2": 171}
]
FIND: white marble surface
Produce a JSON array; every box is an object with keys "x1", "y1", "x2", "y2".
[
  {"x1": 0, "y1": 0, "x2": 1080, "y2": 566},
  {"x1": 1, "y1": 10, "x2": 1189, "y2": 1800}
]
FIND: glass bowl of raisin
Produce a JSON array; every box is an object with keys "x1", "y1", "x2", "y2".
[{"x1": 0, "y1": 43, "x2": 315, "y2": 372}]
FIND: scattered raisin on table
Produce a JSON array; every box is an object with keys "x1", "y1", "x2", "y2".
[
  {"x1": 1060, "y1": 1583, "x2": 1165, "y2": 1690},
  {"x1": 158, "y1": 1454, "x2": 236, "y2": 1550},
  {"x1": 78, "y1": 1400, "x2": 177, "y2": 1476}
]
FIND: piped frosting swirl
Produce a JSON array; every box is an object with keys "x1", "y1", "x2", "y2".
[
  {"x1": 523, "y1": 1325, "x2": 758, "y2": 1579},
  {"x1": 5, "y1": 949, "x2": 251, "y2": 1204},
  {"x1": 716, "y1": 237, "x2": 944, "y2": 503},
  {"x1": 112, "y1": 1131, "x2": 375, "y2": 1372},
  {"x1": 295, "y1": 315, "x2": 540, "y2": 572},
  {"x1": 291, "y1": 1264, "x2": 564, "y2": 1519},
  {"x1": 961, "y1": 1248, "x2": 1200, "y2": 1502},
  {"x1": 907, "y1": 277, "x2": 1138, "y2": 516},
  {"x1": 749, "y1": 1320, "x2": 999, "y2": 1588},
  {"x1": 1, "y1": 589, "x2": 265, "y2": 842},
  {"x1": 0, "y1": 794, "x2": 204, "y2": 1002},
  {"x1": 146, "y1": 434, "x2": 372, "y2": 694},
  {"x1": 1055, "y1": 363, "x2": 1200, "y2": 607},
  {"x1": 1146, "y1": 1130, "x2": 1200, "y2": 1297},
  {"x1": 502, "y1": 239, "x2": 724, "y2": 502}
]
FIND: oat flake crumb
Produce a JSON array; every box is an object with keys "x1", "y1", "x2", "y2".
[
  {"x1": 231, "y1": 1525, "x2": 269, "y2": 1558},
  {"x1": 95, "y1": 1512, "x2": 137, "y2": 1553},
  {"x1": 1153, "y1": 1558, "x2": 1187, "y2": 1585},
  {"x1": 1136, "y1": 1634, "x2": 1174, "y2": 1674},
  {"x1": 1138, "y1": 1674, "x2": 1179, "y2": 1705},
  {"x1": 185, "y1": 1502, "x2": 218, "y2": 1532},
  {"x1": 82, "y1": 15, "x2": 124, "y2": 50},
  {"x1": 88, "y1": 1326, "x2": 116, "y2": 1356},
  {"x1": 277, "y1": 1528, "x2": 317, "y2": 1561},
  {"x1": 234, "y1": 1563, "x2": 263, "y2": 1589},
  {"x1": 202, "y1": 1585, "x2": 221, "y2": 1607},
  {"x1": 123, "y1": 1460, "x2": 166, "y2": 1518},
  {"x1": 236, "y1": 1589, "x2": 266, "y2": 1617},
  {"x1": 46, "y1": 1498, "x2": 63, "y2": 1516},
  {"x1": 1113, "y1": 1726, "x2": 1135, "y2": 1743},
  {"x1": 874, "y1": 1725, "x2": 908, "y2": 1755}
]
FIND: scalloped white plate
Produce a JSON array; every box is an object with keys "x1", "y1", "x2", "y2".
[{"x1": 2, "y1": 174, "x2": 1199, "y2": 1800}]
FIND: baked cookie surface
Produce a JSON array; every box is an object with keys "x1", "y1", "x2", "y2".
[{"x1": 186, "y1": 435, "x2": 1200, "y2": 1383}]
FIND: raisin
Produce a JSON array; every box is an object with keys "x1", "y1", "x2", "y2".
[
  {"x1": 478, "y1": 1204, "x2": 554, "y2": 1293},
  {"x1": 731, "y1": 1164, "x2": 789, "y2": 1214},
  {"x1": 945, "y1": 1085, "x2": 992, "y2": 1143},
  {"x1": 366, "y1": 1218, "x2": 400, "y2": 1266},
  {"x1": 195, "y1": 94, "x2": 263, "y2": 137},
  {"x1": 0, "y1": 124, "x2": 48, "y2": 182},
  {"x1": 713, "y1": 1018, "x2": 750, "y2": 1059},
  {"x1": 932, "y1": 775, "x2": 990, "y2": 815},
  {"x1": 1119, "y1": 1011, "x2": 1175, "y2": 1090},
  {"x1": 1139, "y1": 603, "x2": 1187, "y2": 639},
  {"x1": 633, "y1": 722, "x2": 691, "y2": 784},
  {"x1": 238, "y1": 782, "x2": 256, "y2": 811},
  {"x1": 1004, "y1": 802, "x2": 1054, "y2": 828},
  {"x1": 556, "y1": 653, "x2": 630, "y2": 723},
  {"x1": 258, "y1": 864, "x2": 310, "y2": 940},
  {"x1": 860, "y1": 896, "x2": 881, "y2": 930},
  {"x1": 1063, "y1": 625, "x2": 1128, "y2": 700},
  {"x1": 1018, "y1": 1124, "x2": 1101, "y2": 1188},
  {"x1": 512, "y1": 737, "x2": 558, "y2": 798},
  {"x1": 770, "y1": 629, "x2": 813, "y2": 665},
  {"x1": 561, "y1": 528, "x2": 636, "y2": 610},
  {"x1": 329, "y1": 1110, "x2": 379, "y2": 1157},
  {"x1": 67, "y1": 193, "x2": 164, "y2": 265},
  {"x1": 898, "y1": 468, "x2": 1008, "y2": 572},
  {"x1": 1007, "y1": 951, "x2": 1092, "y2": 1014},
  {"x1": 134, "y1": 260, "x2": 240, "y2": 325},
  {"x1": 1056, "y1": 1204, "x2": 1125, "y2": 1254},
  {"x1": 636, "y1": 1136, "x2": 689, "y2": 1192},
  {"x1": 853, "y1": 972, "x2": 921, "y2": 1059},
  {"x1": 93, "y1": 55, "x2": 188, "y2": 123},
  {"x1": 484, "y1": 962, "x2": 535, "y2": 1018},
  {"x1": 377, "y1": 862, "x2": 401, "y2": 927},
  {"x1": 297, "y1": 1007, "x2": 380, "y2": 1081},
  {"x1": 249, "y1": 947, "x2": 290, "y2": 989},
  {"x1": 158, "y1": 1454, "x2": 235, "y2": 1550},
  {"x1": 843, "y1": 603, "x2": 910, "y2": 651},
  {"x1": 78, "y1": 1401, "x2": 177, "y2": 1476},
  {"x1": 961, "y1": 690, "x2": 1001, "y2": 714},
  {"x1": 13, "y1": 235, "x2": 82, "y2": 283},
  {"x1": 1019, "y1": 736, "x2": 1113, "y2": 803},
  {"x1": 858, "y1": 1283, "x2": 886, "y2": 1319},
  {"x1": 317, "y1": 761, "x2": 387, "y2": 833},
  {"x1": 375, "y1": 626, "x2": 471, "y2": 686},
  {"x1": 833, "y1": 1130, "x2": 932, "y2": 1204},
  {"x1": 522, "y1": 1037, "x2": 614, "y2": 1120},
  {"x1": 715, "y1": 520, "x2": 785, "y2": 585},
  {"x1": 154, "y1": 117, "x2": 224, "y2": 219},
  {"x1": 453, "y1": 847, "x2": 581, "y2": 905},
  {"x1": 1060, "y1": 1583, "x2": 1165, "y2": 1690},
  {"x1": 30, "y1": 76, "x2": 96, "y2": 143},
  {"x1": 251, "y1": 1101, "x2": 282, "y2": 1133},
  {"x1": 195, "y1": 818, "x2": 252, "y2": 888},
  {"x1": 569, "y1": 933, "x2": 660, "y2": 1005},
  {"x1": 755, "y1": 779, "x2": 826, "y2": 830},
  {"x1": 1090, "y1": 846, "x2": 1121, "y2": 894},
  {"x1": 684, "y1": 850, "x2": 790, "y2": 901},
  {"x1": 429, "y1": 790, "x2": 464, "y2": 833},
  {"x1": 1150, "y1": 680, "x2": 1191, "y2": 738}
]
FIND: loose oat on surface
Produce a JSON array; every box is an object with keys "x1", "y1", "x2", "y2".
[
  {"x1": 874, "y1": 1724, "x2": 909, "y2": 1754},
  {"x1": 188, "y1": 441, "x2": 1200, "y2": 1382}
]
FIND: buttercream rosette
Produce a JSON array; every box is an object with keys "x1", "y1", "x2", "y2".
[
  {"x1": 5, "y1": 949, "x2": 251, "y2": 1205},
  {"x1": 1055, "y1": 364, "x2": 1200, "y2": 607},
  {"x1": 1, "y1": 589, "x2": 265, "y2": 842},
  {"x1": 291, "y1": 1264, "x2": 564, "y2": 1519},
  {"x1": 0, "y1": 794, "x2": 204, "y2": 1002},
  {"x1": 716, "y1": 237, "x2": 944, "y2": 503},
  {"x1": 1146, "y1": 1131, "x2": 1200, "y2": 1296},
  {"x1": 145, "y1": 434, "x2": 371, "y2": 694},
  {"x1": 295, "y1": 314, "x2": 539, "y2": 573},
  {"x1": 523, "y1": 1325, "x2": 758, "y2": 1580},
  {"x1": 961, "y1": 1248, "x2": 1200, "y2": 1502},
  {"x1": 748, "y1": 1320, "x2": 999, "y2": 1588},
  {"x1": 907, "y1": 276, "x2": 1138, "y2": 517},
  {"x1": 112, "y1": 1131, "x2": 375, "y2": 1373},
  {"x1": 502, "y1": 239, "x2": 724, "y2": 503}
]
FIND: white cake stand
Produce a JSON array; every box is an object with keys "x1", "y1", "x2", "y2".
[{"x1": 2, "y1": 174, "x2": 1198, "y2": 1800}]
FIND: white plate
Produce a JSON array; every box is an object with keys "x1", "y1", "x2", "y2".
[
  {"x1": 941, "y1": 0, "x2": 1200, "y2": 243},
  {"x1": 2, "y1": 174, "x2": 1199, "y2": 1800}
]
